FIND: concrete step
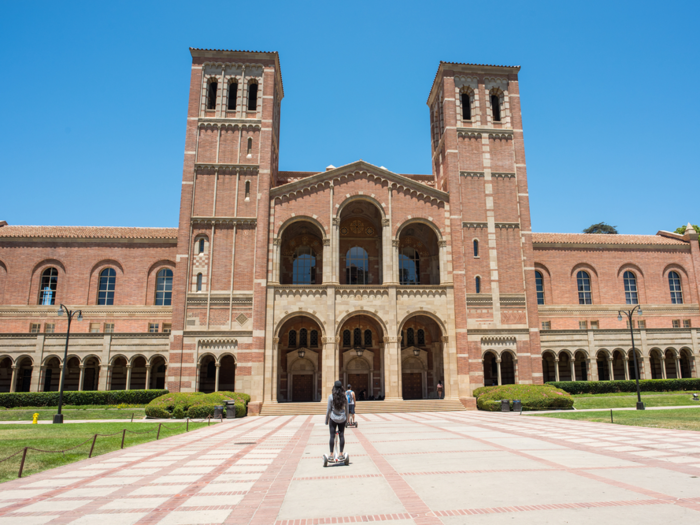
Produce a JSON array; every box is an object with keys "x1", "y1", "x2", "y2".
[{"x1": 259, "y1": 399, "x2": 467, "y2": 416}]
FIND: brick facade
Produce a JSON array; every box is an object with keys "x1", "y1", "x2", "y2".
[{"x1": 0, "y1": 51, "x2": 697, "y2": 405}]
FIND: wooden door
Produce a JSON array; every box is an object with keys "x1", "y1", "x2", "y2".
[
  {"x1": 292, "y1": 374, "x2": 313, "y2": 402},
  {"x1": 402, "y1": 373, "x2": 422, "y2": 400},
  {"x1": 348, "y1": 374, "x2": 369, "y2": 400}
]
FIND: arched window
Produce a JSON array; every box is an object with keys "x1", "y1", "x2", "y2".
[
  {"x1": 417, "y1": 328, "x2": 425, "y2": 346},
  {"x1": 624, "y1": 271, "x2": 638, "y2": 304},
  {"x1": 535, "y1": 271, "x2": 545, "y2": 305},
  {"x1": 155, "y1": 269, "x2": 173, "y2": 306},
  {"x1": 247, "y1": 137, "x2": 253, "y2": 156},
  {"x1": 245, "y1": 180, "x2": 251, "y2": 199},
  {"x1": 227, "y1": 82, "x2": 237, "y2": 110},
  {"x1": 292, "y1": 247, "x2": 316, "y2": 284},
  {"x1": 346, "y1": 247, "x2": 369, "y2": 285},
  {"x1": 399, "y1": 247, "x2": 420, "y2": 285},
  {"x1": 207, "y1": 360, "x2": 216, "y2": 379},
  {"x1": 310, "y1": 330, "x2": 319, "y2": 347},
  {"x1": 299, "y1": 328, "x2": 308, "y2": 347},
  {"x1": 288, "y1": 330, "x2": 297, "y2": 347},
  {"x1": 473, "y1": 239, "x2": 479, "y2": 258},
  {"x1": 353, "y1": 328, "x2": 362, "y2": 347},
  {"x1": 196, "y1": 273, "x2": 203, "y2": 292},
  {"x1": 343, "y1": 330, "x2": 351, "y2": 347},
  {"x1": 577, "y1": 271, "x2": 592, "y2": 305},
  {"x1": 407, "y1": 328, "x2": 415, "y2": 347},
  {"x1": 39, "y1": 267, "x2": 58, "y2": 305},
  {"x1": 461, "y1": 92, "x2": 471, "y2": 120},
  {"x1": 247, "y1": 82, "x2": 258, "y2": 111},
  {"x1": 364, "y1": 329, "x2": 372, "y2": 347},
  {"x1": 207, "y1": 80, "x2": 217, "y2": 110},
  {"x1": 198, "y1": 238, "x2": 205, "y2": 254},
  {"x1": 475, "y1": 276, "x2": 481, "y2": 294},
  {"x1": 669, "y1": 271, "x2": 683, "y2": 304},
  {"x1": 491, "y1": 94, "x2": 501, "y2": 121},
  {"x1": 98, "y1": 268, "x2": 116, "y2": 305}
]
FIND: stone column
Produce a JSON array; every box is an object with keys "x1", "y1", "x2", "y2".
[
  {"x1": 624, "y1": 358, "x2": 630, "y2": 380},
  {"x1": 607, "y1": 358, "x2": 614, "y2": 381},
  {"x1": 322, "y1": 238, "x2": 332, "y2": 284},
  {"x1": 78, "y1": 365, "x2": 85, "y2": 391},
  {"x1": 660, "y1": 357, "x2": 667, "y2": 379},
  {"x1": 496, "y1": 357, "x2": 502, "y2": 386},
  {"x1": 554, "y1": 358, "x2": 560, "y2": 382},
  {"x1": 98, "y1": 365, "x2": 109, "y2": 391},
  {"x1": 145, "y1": 365, "x2": 152, "y2": 390},
  {"x1": 322, "y1": 337, "x2": 336, "y2": 400},
  {"x1": 9, "y1": 365, "x2": 17, "y2": 393},
  {"x1": 36, "y1": 366, "x2": 46, "y2": 392},
  {"x1": 195, "y1": 364, "x2": 200, "y2": 392},
  {"x1": 588, "y1": 359, "x2": 598, "y2": 381},
  {"x1": 384, "y1": 336, "x2": 401, "y2": 400},
  {"x1": 29, "y1": 365, "x2": 42, "y2": 392},
  {"x1": 570, "y1": 360, "x2": 576, "y2": 382},
  {"x1": 125, "y1": 365, "x2": 132, "y2": 390},
  {"x1": 58, "y1": 364, "x2": 65, "y2": 390},
  {"x1": 642, "y1": 356, "x2": 651, "y2": 381},
  {"x1": 675, "y1": 355, "x2": 682, "y2": 379},
  {"x1": 215, "y1": 363, "x2": 220, "y2": 392}
]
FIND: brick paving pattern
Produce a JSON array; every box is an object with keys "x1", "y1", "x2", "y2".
[{"x1": 1, "y1": 412, "x2": 700, "y2": 524}]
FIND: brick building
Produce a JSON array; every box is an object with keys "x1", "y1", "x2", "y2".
[{"x1": 0, "y1": 49, "x2": 697, "y2": 413}]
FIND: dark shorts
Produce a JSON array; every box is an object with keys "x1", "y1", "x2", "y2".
[{"x1": 349, "y1": 404, "x2": 355, "y2": 414}]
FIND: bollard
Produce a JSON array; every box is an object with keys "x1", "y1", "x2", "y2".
[
  {"x1": 18, "y1": 447, "x2": 28, "y2": 478},
  {"x1": 32, "y1": 413, "x2": 39, "y2": 424},
  {"x1": 610, "y1": 409, "x2": 614, "y2": 424},
  {"x1": 131, "y1": 412, "x2": 134, "y2": 423},
  {"x1": 88, "y1": 434, "x2": 98, "y2": 458},
  {"x1": 157, "y1": 423, "x2": 162, "y2": 440},
  {"x1": 121, "y1": 429, "x2": 126, "y2": 449}
]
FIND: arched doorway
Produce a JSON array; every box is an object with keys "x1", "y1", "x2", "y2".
[
  {"x1": 149, "y1": 356, "x2": 167, "y2": 389},
  {"x1": 399, "y1": 315, "x2": 444, "y2": 399},
  {"x1": 679, "y1": 349, "x2": 693, "y2": 378},
  {"x1": 0, "y1": 357, "x2": 11, "y2": 392},
  {"x1": 64, "y1": 357, "x2": 80, "y2": 391},
  {"x1": 279, "y1": 220, "x2": 324, "y2": 284},
  {"x1": 15, "y1": 357, "x2": 33, "y2": 392},
  {"x1": 198, "y1": 354, "x2": 217, "y2": 393},
  {"x1": 43, "y1": 357, "x2": 61, "y2": 392},
  {"x1": 650, "y1": 349, "x2": 663, "y2": 379},
  {"x1": 627, "y1": 350, "x2": 642, "y2": 381},
  {"x1": 596, "y1": 351, "x2": 610, "y2": 381},
  {"x1": 277, "y1": 315, "x2": 323, "y2": 402},
  {"x1": 339, "y1": 201, "x2": 383, "y2": 284},
  {"x1": 82, "y1": 356, "x2": 100, "y2": 391},
  {"x1": 501, "y1": 352, "x2": 516, "y2": 384},
  {"x1": 397, "y1": 222, "x2": 440, "y2": 284},
  {"x1": 664, "y1": 349, "x2": 678, "y2": 379},
  {"x1": 483, "y1": 351, "x2": 498, "y2": 386},
  {"x1": 110, "y1": 357, "x2": 127, "y2": 390},
  {"x1": 541, "y1": 352, "x2": 556, "y2": 383},
  {"x1": 574, "y1": 351, "x2": 588, "y2": 381},
  {"x1": 219, "y1": 355, "x2": 236, "y2": 391},
  {"x1": 612, "y1": 350, "x2": 626, "y2": 380},
  {"x1": 130, "y1": 356, "x2": 147, "y2": 390},
  {"x1": 338, "y1": 314, "x2": 384, "y2": 400},
  {"x1": 558, "y1": 352, "x2": 572, "y2": 382}
]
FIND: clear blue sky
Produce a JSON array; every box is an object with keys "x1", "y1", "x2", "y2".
[{"x1": 1, "y1": 1, "x2": 698, "y2": 234}]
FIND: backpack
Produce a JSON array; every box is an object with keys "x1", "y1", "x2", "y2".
[{"x1": 346, "y1": 390, "x2": 354, "y2": 404}]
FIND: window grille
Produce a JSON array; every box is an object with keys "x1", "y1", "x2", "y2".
[
  {"x1": 577, "y1": 271, "x2": 592, "y2": 304},
  {"x1": 683, "y1": 319, "x2": 691, "y2": 328},
  {"x1": 104, "y1": 323, "x2": 115, "y2": 333},
  {"x1": 299, "y1": 328, "x2": 308, "y2": 347},
  {"x1": 288, "y1": 330, "x2": 297, "y2": 347},
  {"x1": 310, "y1": 330, "x2": 318, "y2": 347},
  {"x1": 417, "y1": 329, "x2": 425, "y2": 346},
  {"x1": 637, "y1": 320, "x2": 646, "y2": 329},
  {"x1": 44, "y1": 323, "x2": 55, "y2": 333},
  {"x1": 672, "y1": 319, "x2": 681, "y2": 328},
  {"x1": 343, "y1": 330, "x2": 351, "y2": 347},
  {"x1": 579, "y1": 321, "x2": 588, "y2": 330},
  {"x1": 541, "y1": 321, "x2": 551, "y2": 330},
  {"x1": 148, "y1": 323, "x2": 159, "y2": 333},
  {"x1": 364, "y1": 329, "x2": 372, "y2": 347},
  {"x1": 353, "y1": 328, "x2": 362, "y2": 347},
  {"x1": 30, "y1": 323, "x2": 41, "y2": 333},
  {"x1": 98, "y1": 268, "x2": 116, "y2": 306}
]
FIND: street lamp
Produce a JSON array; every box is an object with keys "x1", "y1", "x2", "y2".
[
  {"x1": 55, "y1": 304, "x2": 82, "y2": 423},
  {"x1": 618, "y1": 305, "x2": 644, "y2": 410}
]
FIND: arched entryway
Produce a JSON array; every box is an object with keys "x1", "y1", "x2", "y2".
[
  {"x1": 338, "y1": 314, "x2": 384, "y2": 400},
  {"x1": 129, "y1": 356, "x2": 148, "y2": 390},
  {"x1": 649, "y1": 349, "x2": 663, "y2": 379},
  {"x1": 218, "y1": 355, "x2": 236, "y2": 391},
  {"x1": 500, "y1": 351, "x2": 516, "y2": 384},
  {"x1": 148, "y1": 356, "x2": 168, "y2": 389},
  {"x1": 198, "y1": 354, "x2": 217, "y2": 393},
  {"x1": 664, "y1": 349, "x2": 678, "y2": 379},
  {"x1": 397, "y1": 221, "x2": 440, "y2": 285},
  {"x1": 627, "y1": 350, "x2": 642, "y2": 381},
  {"x1": 339, "y1": 200, "x2": 383, "y2": 285},
  {"x1": 278, "y1": 315, "x2": 324, "y2": 402},
  {"x1": 558, "y1": 352, "x2": 572, "y2": 382},
  {"x1": 82, "y1": 356, "x2": 100, "y2": 391},
  {"x1": 679, "y1": 348, "x2": 693, "y2": 378},
  {"x1": 483, "y1": 351, "x2": 499, "y2": 386},
  {"x1": 574, "y1": 350, "x2": 588, "y2": 381},
  {"x1": 596, "y1": 351, "x2": 610, "y2": 381},
  {"x1": 0, "y1": 357, "x2": 11, "y2": 392},
  {"x1": 279, "y1": 220, "x2": 324, "y2": 285},
  {"x1": 13, "y1": 357, "x2": 33, "y2": 392},
  {"x1": 110, "y1": 356, "x2": 128, "y2": 390},
  {"x1": 63, "y1": 356, "x2": 81, "y2": 391},
  {"x1": 541, "y1": 351, "x2": 556, "y2": 383},
  {"x1": 612, "y1": 350, "x2": 626, "y2": 380},
  {"x1": 399, "y1": 315, "x2": 444, "y2": 399},
  {"x1": 42, "y1": 356, "x2": 61, "y2": 391}
]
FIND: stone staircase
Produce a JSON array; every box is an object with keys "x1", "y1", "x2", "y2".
[{"x1": 259, "y1": 398, "x2": 467, "y2": 416}]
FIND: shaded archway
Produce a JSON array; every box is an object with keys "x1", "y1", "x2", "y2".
[
  {"x1": 574, "y1": 351, "x2": 588, "y2": 381},
  {"x1": 82, "y1": 356, "x2": 100, "y2": 391},
  {"x1": 277, "y1": 315, "x2": 324, "y2": 402},
  {"x1": 15, "y1": 357, "x2": 33, "y2": 392},
  {"x1": 339, "y1": 200, "x2": 383, "y2": 284},
  {"x1": 43, "y1": 357, "x2": 61, "y2": 392},
  {"x1": 149, "y1": 356, "x2": 167, "y2": 390},
  {"x1": 679, "y1": 349, "x2": 693, "y2": 378},
  {"x1": 0, "y1": 357, "x2": 11, "y2": 392},
  {"x1": 397, "y1": 221, "x2": 440, "y2": 285},
  {"x1": 130, "y1": 356, "x2": 148, "y2": 389},
  {"x1": 501, "y1": 351, "x2": 516, "y2": 385},
  {"x1": 627, "y1": 350, "x2": 642, "y2": 381},
  {"x1": 558, "y1": 352, "x2": 572, "y2": 382},
  {"x1": 612, "y1": 350, "x2": 626, "y2": 380},
  {"x1": 649, "y1": 349, "x2": 663, "y2": 379},
  {"x1": 596, "y1": 351, "x2": 610, "y2": 381},
  {"x1": 338, "y1": 314, "x2": 385, "y2": 400},
  {"x1": 110, "y1": 356, "x2": 128, "y2": 390},
  {"x1": 483, "y1": 351, "x2": 498, "y2": 386},
  {"x1": 198, "y1": 354, "x2": 217, "y2": 393},
  {"x1": 279, "y1": 220, "x2": 324, "y2": 285},
  {"x1": 664, "y1": 349, "x2": 678, "y2": 379},
  {"x1": 63, "y1": 357, "x2": 81, "y2": 391},
  {"x1": 219, "y1": 355, "x2": 236, "y2": 391},
  {"x1": 541, "y1": 351, "x2": 556, "y2": 383},
  {"x1": 399, "y1": 315, "x2": 444, "y2": 399}
]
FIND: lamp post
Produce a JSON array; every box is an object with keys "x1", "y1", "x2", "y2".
[
  {"x1": 618, "y1": 305, "x2": 644, "y2": 410},
  {"x1": 55, "y1": 304, "x2": 82, "y2": 423}
]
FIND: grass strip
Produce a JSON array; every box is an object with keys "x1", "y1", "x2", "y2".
[
  {"x1": 534, "y1": 407, "x2": 700, "y2": 432},
  {"x1": 0, "y1": 421, "x2": 210, "y2": 483},
  {"x1": 573, "y1": 393, "x2": 700, "y2": 410},
  {"x1": 0, "y1": 408, "x2": 147, "y2": 422}
]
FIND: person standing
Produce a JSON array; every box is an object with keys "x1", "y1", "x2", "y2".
[
  {"x1": 325, "y1": 380, "x2": 348, "y2": 460},
  {"x1": 436, "y1": 380, "x2": 444, "y2": 399},
  {"x1": 346, "y1": 384, "x2": 356, "y2": 425}
]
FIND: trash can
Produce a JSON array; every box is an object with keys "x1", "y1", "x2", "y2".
[
  {"x1": 500, "y1": 399, "x2": 511, "y2": 412},
  {"x1": 513, "y1": 399, "x2": 522, "y2": 412},
  {"x1": 213, "y1": 405, "x2": 224, "y2": 418},
  {"x1": 225, "y1": 401, "x2": 237, "y2": 419}
]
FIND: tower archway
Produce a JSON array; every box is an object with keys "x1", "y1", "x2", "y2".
[
  {"x1": 279, "y1": 220, "x2": 324, "y2": 285},
  {"x1": 398, "y1": 314, "x2": 444, "y2": 399},
  {"x1": 337, "y1": 314, "x2": 385, "y2": 400},
  {"x1": 339, "y1": 200, "x2": 383, "y2": 285},
  {"x1": 277, "y1": 315, "x2": 324, "y2": 402}
]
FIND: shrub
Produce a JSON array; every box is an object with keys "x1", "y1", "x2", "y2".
[
  {"x1": 145, "y1": 391, "x2": 249, "y2": 419},
  {"x1": 0, "y1": 390, "x2": 168, "y2": 408},
  {"x1": 548, "y1": 378, "x2": 700, "y2": 395},
  {"x1": 474, "y1": 384, "x2": 574, "y2": 411}
]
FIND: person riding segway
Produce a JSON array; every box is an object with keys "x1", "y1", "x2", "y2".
[
  {"x1": 323, "y1": 380, "x2": 350, "y2": 467},
  {"x1": 346, "y1": 384, "x2": 357, "y2": 427}
]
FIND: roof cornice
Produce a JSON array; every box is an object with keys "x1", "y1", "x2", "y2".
[{"x1": 427, "y1": 61, "x2": 520, "y2": 106}]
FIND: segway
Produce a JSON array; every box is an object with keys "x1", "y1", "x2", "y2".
[
  {"x1": 347, "y1": 416, "x2": 358, "y2": 428},
  {"x1": 323, "y1": 431, "x2": 350, "y2": 467}
]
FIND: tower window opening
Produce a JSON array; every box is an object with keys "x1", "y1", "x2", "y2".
[
  {"x1": 198, "y1": 238, "x2": 205, "y2": 253},
  {"x1": 196, "y1": 272, "x2": 203, "y2": 292},
  {"x1": 245, "y1": 180, "x2": 251, "y2": 199},
  {"x1": 227, "y1": 82, "x2": 237, "y2": 110},
  {"x1": 491, "y1": 94, "x2": 501, "y2": 122},
  {"x1": 473, "y1": 239, "x2": 479, "y2": 258},
  {"x1": 535, "y1": 270, "x2": 545, "y2": 305},
  {"x1": 475, "y1": 276, "x2": 481, "y2": 294},
  {"x1": 461, "y1": 92, "x2": 471, "y2": 120},
  {"x1": 248, "y1": 82, "x2": 258, "y2": 111},
  {"x1": 247, "y1": 137, "x2": 253, "y2": 156},
  {"x1": 207, "y1": 81, "x2": 217, "y2": 110}
]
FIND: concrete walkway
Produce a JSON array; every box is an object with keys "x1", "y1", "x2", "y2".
[{"x1": 1, "y1": 411, "x2": 700, "y2": 524}]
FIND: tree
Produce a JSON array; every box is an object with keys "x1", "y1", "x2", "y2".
[
  {"x1": 583, "y1": 222, "x2": 618, "y2": 234},
  {"x1": 674, "y1": 224, "x2": 700, "y2": 235}
]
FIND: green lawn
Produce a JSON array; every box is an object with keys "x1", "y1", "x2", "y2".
[
  {"x1": 0, "y1": 421, "x2": 211, "y2": 483},
  {"x1": 0, "y1": 406, "x2": 146, "y2": 422},
  {"x1": 534, "y1": 407, "x2": 700, "y2": 432},
  {"x1": 572, "y1": 392, "x2": 700, "y2": 409}
]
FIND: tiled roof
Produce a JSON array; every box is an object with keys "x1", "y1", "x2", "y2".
[
  {"x1": 532, "y1": 233, "x2": 687, "y2": 245},
  {"x1": 0, "y1": 226, "x2": 178, "y2": 240},
  {"x1": 440, "y1": 60, "x2": 520, "y2": 69}
]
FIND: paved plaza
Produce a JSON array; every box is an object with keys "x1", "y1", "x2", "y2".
[{"x1": 1, "y1": 412, "x2": 700, "y2": 524}]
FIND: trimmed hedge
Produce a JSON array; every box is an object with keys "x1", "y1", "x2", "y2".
[
  {"x1": 0, "y1": 390, "x2": 168, "y2": 408},
  {"x1": 474, "y1": 384, "x2": 574, "y2": 411},
  {"x1": 145, "y1": 391, "x2": 249, "y2": 419},
  {"x1": 548, "y1": 378, "x2": 700, "y2": 395}
]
